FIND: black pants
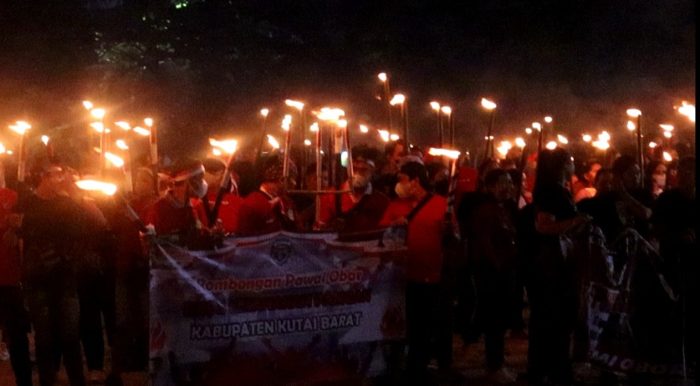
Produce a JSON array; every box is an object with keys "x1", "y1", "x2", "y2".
[
  {"x1": 405, "y1": 282, "x2": 442, "y2": 375},
  {"x1": 0, "y1": 286, "x2": 33, "y2": 386},
  {"x1": 526, "y1": 279, "x2": 576, "y2": 385},
  {"x1": 78, "y1": 270, "x2": 106, "y2": 372},
  {"x1": 25, "y1": 282, "x2": 86, "y2": 386},
  {"x1": 111, "y1": 267, "x2": 149, "y2": 374},
  {"x1": 474, "y1": 265, "x2": 516, "y2": 371}
]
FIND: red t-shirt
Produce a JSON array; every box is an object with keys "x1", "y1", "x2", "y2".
[
  {"x1": 146, "y1": 195, "x2": 206, "y2": 236},
  {"x1": 380, "y1": 194, "x2": 447, "y2": 283},
  {"x1": 199, "y1": 192, "x2": 243, "y2": 234},
  {"x1": 237, "y1": 191, "x2": 282, "y2": 236},
  {"x1": 0, "y1": 188, "x2": 20, "y2": 286},
  {"x1": 319, "y1": 188, "x2": 355, "y2": 225}
]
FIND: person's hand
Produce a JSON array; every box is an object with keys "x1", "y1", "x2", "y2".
[
  {"x1": 142, "y1": 224, "x2": 157, "y2": 237},
  {"x1": 211, "y1": 219, "x2": 226, "y2": 235},
  {"x1": 391, "y1": 216, "x2": 408, "y2": 227}
]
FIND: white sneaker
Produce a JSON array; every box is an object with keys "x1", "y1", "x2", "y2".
[
  {"x1": 487, "y1": 367, "x2": 517, "y2": 384},
  {"x1": 0, "y1": 343, "x2": 9, "y2": 361}
]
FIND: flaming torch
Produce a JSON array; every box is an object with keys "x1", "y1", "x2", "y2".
[
  {"x1": 378, "y1": 72, "x2": 392, "y2": 131},
  {"x1": 626, "y1": 108, "x2": 643, "y2": 182},
  {"x1": 286, "y1": 99, "x2": 306, "y2": 173},
  {"x1": 480, "y1": 98, "x2": 497, "y2": 159},
  {"x1": 208, "y1": 137, "x2": 239, "y2": 224},
  {"x1": 88, "y1": 107, "x2": 107, "y2": 175},
  {"x1": 281, "y1": 114, "x2": 293, "y2": 187},
  {"x1": 676, "y1": 101, "x2": 695, "y2": 123},
  {"x1": 8, "y1": 121, "x2": 31, "y2": 182},
  {"x1": 390, "y1": 94, "x2": 408, "y2": 144},
  {"x1": 430, "y1": 101, "x2": 443, "y2": 146},
  {"x1": 441, "y1": 106, "x2": 453, "y2": 147}
]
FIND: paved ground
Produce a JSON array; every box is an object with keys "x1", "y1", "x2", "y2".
[
  {"x1": 6, "y1": 333, "x2": 521, "y2": 386},
  {"x1": 1, "y1": 333, "x2": 695, "y2": 385}
]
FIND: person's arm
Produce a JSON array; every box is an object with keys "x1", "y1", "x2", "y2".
[
  {"x1": 535, "y1": 211, "x2": 589, "y2": 235},
  {"x1": 620, "y1": 189, "x2": 652, "y2": 220}
]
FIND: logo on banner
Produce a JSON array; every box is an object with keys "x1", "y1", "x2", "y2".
[{"x1": 270, "y1": 238, "x2": 293, "y2": 264}]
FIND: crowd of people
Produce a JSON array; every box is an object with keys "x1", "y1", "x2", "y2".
[{"x1": 0, "y1": 137, "x2": 696, "y2": 386}]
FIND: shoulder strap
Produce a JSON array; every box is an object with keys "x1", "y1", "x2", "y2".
[{"x1": 406, "y1": 193, "x2": 434, "y2": 222}]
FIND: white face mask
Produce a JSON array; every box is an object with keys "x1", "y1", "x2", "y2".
[
  {"x1": 352, "y1": 174, "x2": 370, "y2": 189},
  {"x1": 189, "y1": 178, "x2": 208, "y2": 198},
  {"x1": 652, "y1": 174, "x2": 666, "y2": 189},
  {"x1": 394, "y1": 182, "x2": 412, "y2": 199}
]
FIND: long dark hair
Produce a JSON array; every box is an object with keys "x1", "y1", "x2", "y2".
[{"x1": 533, "y1": 148, "x2": 572, "y2": 204}]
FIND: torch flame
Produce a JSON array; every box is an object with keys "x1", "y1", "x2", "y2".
[
  {"x1": 440, "y1": 106, "x2": 452, "y2": 115},
  {"x1": 545, "y1": 141, "x2": 558, "y2": 150},
  {"x1": 389, "y1": 133, "x2": 400, "y2": 141},
  {"x1": 208, "y1": 138, "x2": 238, "y2": 154},
  {"x1": 377, "y1": 72, "x2": 387, "y2": 82},
  {"x1": 659, "y1": 124, "x2": 674, "y2": 132},
  {"x1": 430, "y1": 101, "x2": 440, "y2": 111},
  {"x1": 0, "y1": 143, "x2": 5, "y2": 154},
  {"x1": 677, "y1": 101, "x2": 695, "y2": 123},
  {"x1": 41, "y1": 135, "x2": 50, "y2": 146},
  {"x1": 626, "y1": 121, "x2": 636, "y2": 131},
  {"x1": 260, "y1": 108, "x2": 270, "y2": 117},
  {"x1": 663, "y1": 151, "x2": 673, "y2": 162},
  {"x1": 336, "y1": 119, "x2": 348, "y2": 129},
  {"x1": 267, "y1": 135, "x2": 280, "y2": 149},
  {"x1": 105, "y1": 152, "x2": 125, "y2": 168},
  {"x1": 82, "y1": 100, "x2": 94, "y2": 110},
  {"x1": 90, "y1": 108, "x2": 106, "y2": 120},
  {"x1": 525, "y1": 127, "x2": 533, "y2": 135},
  {"x1": 599, "y1": 131, "x2": 611, "y2": 142},
  {"x1": 90, "y1": 122, "x2": 106, "y2": 133},
  {"x1": 359, "y1": 124, "x2": 369, "y2": 133},
  {"x1": 557, "y1": 134, "x2": 568, "y2": 144},
  {"x1": 515, "y1": 137, "x2": 526, "y2": 148},
  {"x1": 284, "y1": 99, "x2": 305, "y2": 111},
  {"x1": 132, "y1": 126, "x2": 150, "y2": 136},
  {"x1": 582, "y1": 134, "x2": 592, "y2": 142},
  {"x1": 532, "y1": 122, "x2": 542, "y2": 130},
  {"x1": 144, "y1": 117, "x2": 154, "y2": 127},
  {"x1": 663, "y1": 131, "x2": 673, "y2": 139},
  {"x1": 75, "y1": 179, "x2": 117, "y2": 196},
  {"x1": 428, "y1": 147, "x2": 461, "y2": 160},
  {"x1": 480, "y1": 98, "x2": 497, "y2": 110},
  {"x1": 626, "y1": 108, "x2": 642, "y2": 118},
  {"x1": 648, "y1": 141, "x2": 658, "y2": 149},
  {"x1": 314, "y1": 107, "x2": 345, "y2": 122},
  {"x1": 115, "y1": 139, "x2": 129, "y2": 150},
  {"x1": 390, "y1": 94, "x2": 406, "y2": 106},
  {"x1": 212, "y1": 148, "x2": 222, "y2": 156},
  {"x1": 592, "y1": 140, "x2": 610, "y2": 151},
  {"x1": 304, "y1": 139, "x2": 312, "y2": 146},
  {"x1": 544, "y1": 116, "x2": 553, "y2": 123},
  {"x1": 310, "y1": 122, "x2": 319, "y2": 132},
  {"x1": 281, "y1": 114, "x2": 292, "y2": 131},
  {"x1": 378, "y1": 130, "x2": 390, "y2": 142},
  {"x1": 115, "y1": 121, "x2": 131, "y2": 131},
  {"x1": 9, "y1": 121, "x2": 31, "y2": 135}
]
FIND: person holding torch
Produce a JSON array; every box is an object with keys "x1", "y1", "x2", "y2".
[
  {"x1": 145, "y1": 158, "x2": 210, "y2": 249},
  {"x1": 20, "y1": 159, "x2": 90, "y2": 386}
]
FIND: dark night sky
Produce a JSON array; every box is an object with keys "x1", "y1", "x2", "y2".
[{"x1": 0, "y1": 0, "x2": 695, "y2": 157}]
